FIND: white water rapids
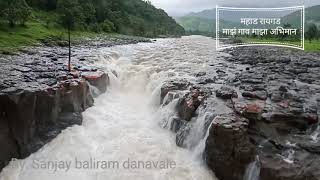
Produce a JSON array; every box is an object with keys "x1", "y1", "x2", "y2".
[{"x1": 0, "y1": 36, "x2": 219, "y2": 180}]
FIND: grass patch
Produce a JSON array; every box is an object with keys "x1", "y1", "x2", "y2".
[
  {"x1": 0, "y1": 22, "x2": 60, "y2": 52},
  {"x1": 0, "y1": 10, "x2": 104, "y2": 54},
  {"x1": 0, "y1": 22, "x2": 101, "y2": 54},
  {"x1": 304, "y1": 40, "x2": 320, "y2": 51},
  {"x1": 239, "y1": 37, "x2": 320, "y2": 52}
]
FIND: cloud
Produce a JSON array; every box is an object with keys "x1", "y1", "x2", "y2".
[{"x1": 149, "y1": 0, "x2": 320, "y2": 16}]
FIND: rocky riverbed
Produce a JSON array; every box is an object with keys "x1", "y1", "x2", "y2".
[
  {"x1": 0, "y1": 36, "x2": 319, "y2": 180},
  {"x1": 159, "y1": 45, "x2": 320, "y2": 180},
  {"x1": 0, "y1": 36, "x2": 150, "y2": 170}
]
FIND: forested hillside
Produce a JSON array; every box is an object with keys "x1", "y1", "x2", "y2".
[
  {"x1": 0, "y1": 0, "x2": 184, "y2": 52},
  {"x1": 282, "y1": 5, "x2": 320, "y2": 27},
  {"x1": 176, "y1": 16, "x2": 215, "y2": 34}
]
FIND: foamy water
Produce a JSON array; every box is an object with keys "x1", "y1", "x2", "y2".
[{"x1": 0, "y1": 36, "x2": 219, "y2": 180}]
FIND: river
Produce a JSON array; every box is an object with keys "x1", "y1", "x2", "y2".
[{"x1": 0, "y1": 36, "x2": 220, "y2": 180}]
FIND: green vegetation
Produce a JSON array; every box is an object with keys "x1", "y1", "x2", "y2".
[
  {"x1": 176, "y1": 16, "x2": 214, "y2": 34},
  {"x1": 239, "y1": 37, "x2": 301, "y2": 46},
  {"x1": 0, "y1": 0, "x2": 185, "y2": 53},
  {"x1": 0, "y1": 0, "x2": 32, "y2": 27},
  {"x1": 304, "y1": 40, "x2": 320, "y2": 51},
  {"x1": 239, "y1": 37, "x2": 320, "y2": 51},
  {"x1": 282, "y1": 5, "x2": 320, "y2": 27},
  {"x1": 305, "y1": 23, "x2": 319, "y2": 42},
  {"x1": 176, "y1": 16, "x2": 239, "y2": 37}
]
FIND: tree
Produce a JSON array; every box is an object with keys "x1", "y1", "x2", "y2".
[
  {"x1": 81, "y1": 2, "x2": 96, "y2": 25},
  {"x1": 26, "y1": 0, "x2": 57, "y2": 10},
  {"x1": 317, "y1": 26, "x2": 320, "y2": 41},
  {"x1": 2, "y1": 0, "x2": 31, "y2": 27},
  {"x1": 306, "y1": 23, "x2": 318, "y2": 43},
  {"x1": 0, "y1": 1, "x2": 5, "y2": 19}
]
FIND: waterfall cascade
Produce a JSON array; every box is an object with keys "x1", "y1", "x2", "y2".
[
  {"x1": 0, "y1": 36, "x2": 218, "y2": 180},
  {"x1": 243, "y1": 157, "x2": 260, "y2": 180}
]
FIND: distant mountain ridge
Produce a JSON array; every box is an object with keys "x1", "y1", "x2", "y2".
[
  {"x1": 186, "y1": 9, "x2": 216, "y2": 20},
  {"x1": 282, "y1": 5, "x2": 320, "y2": 27},
  {"x1": 176, "y1": 5, "x2": 320, "y2": 34}
]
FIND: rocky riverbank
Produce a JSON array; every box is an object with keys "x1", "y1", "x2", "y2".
[
  {"x1": 0, "y1": 36, "x2": 150, "y2": 170},
  {"x1": 159, "y1": 46, "x2": 320, "y2": 180}
]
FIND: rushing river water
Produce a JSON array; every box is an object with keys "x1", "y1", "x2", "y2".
[{"x1": 0, "y1": 36, "x2": 221, "y2": 180}]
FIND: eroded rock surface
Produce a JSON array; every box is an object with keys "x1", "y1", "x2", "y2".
[
  {"x1": 205, "y1": 113, "x2": 256, "y2": 180},
  {"x1": 159, "y1": 46, "x2": 320, "y2": 180},
  {"x1": 0, "y1": 36, "x2": 149, "y2": 170}
]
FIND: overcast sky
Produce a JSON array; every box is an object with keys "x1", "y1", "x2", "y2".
[{"x1": 149, "y1": 0, "x2": 320, "y2": 16}]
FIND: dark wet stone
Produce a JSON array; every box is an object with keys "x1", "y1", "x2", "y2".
[
  {"x1": 82, "y1": 71, "x2": 109, "y2": 93},
  {"x1": 170, "y1": 118, "x2": 188, "y2": 133},
  {"x1": 177, "y1": 88, "x2": 206, "y2": 121},
  {"x1": 176, "y1": 123, "x2": 191, "y2": 148},
  {"x1": 216, "y1": 69, "x2": 226, "y2": 74},
  {"x1": 260, "y1": 153, "x2": 320, "y2": 180},
  {"x1": 216, "y1": 86, "x2": 238, "y2": 99},
  {"x1": 214, "y1": 46, "x2": 320, "y2": 180},
  {"x1": 0, "y1": 36, "x2": 142, "y2": 170},
  {"x1": 44, "y1": 54, "x2": 55, "y2": 58},
  {"x1": 205, "y1": 113, "x2": 256, "y2": 180},
  {"x1": 160, "y1": 79, "x2": 190, "y2": 104},
  {"x1": 279, "y1": 85, "x2": 288, "y2": 92},
  {"x1": 242, "y1": 90, "x2": 268, "y2": 100},
  {"x1": 75, "y1": 65, "x2": 98, "y2": 72},
  {"x1": 13, "y1": 66, "x2": 32, "y2": 73},
  {"x1": 51, "y1": 57, "x2": 58, "y2": 61},
  {"x1": 195, "y1": 71, "x2": 206, "y2": 77}
]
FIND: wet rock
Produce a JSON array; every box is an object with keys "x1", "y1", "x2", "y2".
[
  {"x1": 0, "y1": 114, "x2": 19, "y2": 170},
  {"x1": 160, "y1": 79, "x2": 190, "y2": 104},
  {"x1": 162, "y1": 91, "x2": 182, "y2": 106},
  {"x1": 176, "y1": 88, "x2": 208, "y2": 121},
  {"x1": 13, "y1": 66, "x2": 32, "y2": 73},
  {"x1": 0, "y1": 33, "x2": 148, "y2": 170},
  {"x1": 232, "y1": 98, "x2": 265, "y2": 122},
  {"x1": 259, "y1": 153, "x2": 320, "y2": 180},
  {"x1": 0, "y1": 78, "x2": 96, "y2": 160},
  {"x1": 279, "y1": 85, "x2": 288, "y2": 92},
  {"x1": 216, "y1": 86, "x2": 238, "y2": 99},
  {"x1": 261, "y1": 100, "x2": 318, "y2": 130},
  {"x1": 82, "y1": 71, "x2": 109, "y2": 93},
  {"x1": 198, "y1": 76, "x2": 216, "y2": 84},
  {"x1": 176, "y1": 122, "x2": 191, "y2": 148},
  {"x1": 75, "y1": 65, "x2": 98, "y2": 72},
  {"x1": 170, "y1": 118, "x2": 188, "y2": 133},
  {"x1": 195, "y1": 71, "x2": 206, "y2": 77},
  {"x1": 205, "y1": 113, "x2": 256, "y2": 180},
  {"x1": 217, "y1": 46, "x2": 320, "y2": 180},
  {"x1": 241, "y1": 78, "x2": 264, "y2": 84},
  {"x1": 242, "y1": 90, "x2": 268, "y2": 100},
  {"x1": 51, "y1": 57, "x2": 58, "y2": 61}
]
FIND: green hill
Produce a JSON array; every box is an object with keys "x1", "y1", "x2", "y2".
[
  {"x1": 0, "y1": 0, "x2": 185, "y2": 53},
  {"x1": 176, "y1": 16, "x2": 215, "y2": 33},
  {"x1": 176, "y1": 6, "x2": 320, "y2": 35},
  {"x1": 175, "y1": 15, "x2": 238, "y2": 36},
  {"x1": 282, "y1": 5, "x2": 320, "y2": 27}
]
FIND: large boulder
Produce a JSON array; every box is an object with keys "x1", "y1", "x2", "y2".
[
  {"x1": 216, "y1": 86, "x2": 238, "y2": 99},
  {"x1": 259, "y1": 152, "x2": 320, "y2": 180},
  {"x1": 0, "y1": 77, "x2": 101, "y2": 169},
  {"x1": 176, "y1": 88, "x2": 205, "y2": 121},
  {"x1": 205, "y1": 113, "x2": 256, "y2": 180},
  {"x1": 160, "y1": 79, "x2": 190, "y2": 104},
  {"x1": 82, "y1": 71, "x2": 109, "y2": 93}
]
